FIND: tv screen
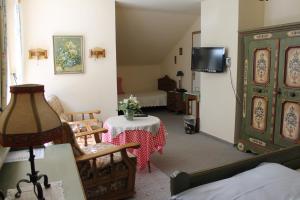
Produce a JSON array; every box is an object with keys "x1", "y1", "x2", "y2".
[{"x1": 191, "y1": 47, "x2": 225, "y2": 73}]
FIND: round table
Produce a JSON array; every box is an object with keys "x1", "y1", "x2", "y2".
[{"x1": 102, "y1": 115, "x2": 167, "y2": 170}]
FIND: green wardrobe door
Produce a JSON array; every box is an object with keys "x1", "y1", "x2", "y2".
[
  {"x1": 274, "y1": 36, "x2": 300, "y2": 146},
  {"x1": 243, "y1": 39, "x2": 279, "y2": 144}
]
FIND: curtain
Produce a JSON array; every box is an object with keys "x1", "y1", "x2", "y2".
[
  {"x1": 7, "y1": 0, "x2": 22, "y2": 86},
  {"x1": 0, "y1": 0, "x2": 8, "y2": 109},
  {"x1": 0, "y1": 0, "x2": 23, "y2": 109}
]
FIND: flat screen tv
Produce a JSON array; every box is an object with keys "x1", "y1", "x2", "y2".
[{"x1": 191, "y1": 47, "x2": 226, "y2": 73}]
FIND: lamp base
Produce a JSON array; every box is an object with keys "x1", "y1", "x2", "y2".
[{"x1": 14, "y1": 147, "x2": 50, "y2": 200}]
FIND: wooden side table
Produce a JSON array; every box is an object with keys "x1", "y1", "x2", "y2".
[
  {"x1": 0, "y1": 144, "x2": 86, "y2": 200},
  {"x1": 184, "y1": 93, "x2": 200, "y2": 132},
  {"x1": 167, "y1": 91, "x2": 186, "y2": 113}
]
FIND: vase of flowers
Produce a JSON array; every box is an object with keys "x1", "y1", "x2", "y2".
[
  {"x1": 118, "y1": 95, "x2": 141, "y2": 121},
  {"x1": 124, "y1": 109, "x2": 134, "y2": 121}
]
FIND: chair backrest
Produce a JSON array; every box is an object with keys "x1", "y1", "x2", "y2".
[
  {"x1": 53, "y1": 122, "x2": 84, "y2": 157},
  {"x1": 47, "y1": 95, "x2": 69, "y2": 121},
  {"x1": 47, "y1": 95, "x2": 64, "y2": 114}
]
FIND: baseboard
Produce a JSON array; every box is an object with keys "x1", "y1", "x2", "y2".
[{"x1": 199, "y1": 131, "x2": 236, "y2": 147}]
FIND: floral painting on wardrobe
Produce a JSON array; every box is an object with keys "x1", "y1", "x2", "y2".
[
  {"x1": 282, "y1": 101, "x2": 300, "y2": 140},
  {"x1": 53, "y1": 35, "x2": 84, "y2": 74},
  {"x1": 252, "y1": 97, "x2": 268, "y2": 132},
  {"x1": 285, "y1": 47, "x2": 300, "y2": 87},
  {"x1": 254, "y1": 49, "x2": 270, "y2": 85}
]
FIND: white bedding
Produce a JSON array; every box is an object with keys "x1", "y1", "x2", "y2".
[
  {"x1": 118, "y1": 90, "x2": 167, "y2": 107},
  {"x1": 171, "y1": 163, "x2": 300, "y2": 200}
]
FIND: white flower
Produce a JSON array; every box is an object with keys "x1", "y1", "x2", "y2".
[
  {"x1": 65, "y1": 41, "x2": 76, "y2": 50},
  {"x1": 118, "y1": 95, "x2": 141, "y2": 113},
  {"x1": 69, "y1": 49, "x2": 77, "y2": 56}
]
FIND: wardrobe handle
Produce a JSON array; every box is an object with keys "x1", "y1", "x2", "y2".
[
  {"x1": 290, "y1": 92, "x2": 296, "y2": 97},
  {"x1": 277, "y1": 88, "x2": 282, "y2": 95},
  {"x1": 257, "y1": 89, "x2": 262, "y2": 93}
]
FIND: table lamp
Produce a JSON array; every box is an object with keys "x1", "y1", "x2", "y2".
[
  {"x1": 0, "y1": 84, "x2": 62, "y2": 200},
  {"x1": 176, "y1": 70, "x2": 184, "y2": 89}
]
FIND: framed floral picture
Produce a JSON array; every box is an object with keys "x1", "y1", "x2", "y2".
[{"x1": 53, "y1": 35, "x2": 84, "y2": 74}]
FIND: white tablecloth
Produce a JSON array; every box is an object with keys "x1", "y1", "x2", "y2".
[{"x1": 104, "y1": 115, "x2": 160, "y2": 138}]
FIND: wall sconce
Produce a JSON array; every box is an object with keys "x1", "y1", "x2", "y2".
[
  {"x1": 28, "y1": 48, "x2": 48, "y2": 60},
  {"x1": 90, "y1": 47, "x2": 105, "y2": 59}
]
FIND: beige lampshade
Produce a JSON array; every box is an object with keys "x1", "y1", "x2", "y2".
[{"x1": 0, "y1": 84, "x2": 62, "y2": 147}]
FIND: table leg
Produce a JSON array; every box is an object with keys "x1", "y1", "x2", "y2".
[
  {"x1": 195, "y1": 100, "x2": 200, "y2": 132},
  {"x1": 148, "y1": 160, "x2": 151, "y2": 173}
]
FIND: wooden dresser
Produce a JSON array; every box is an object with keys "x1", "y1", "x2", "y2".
[{"x1": 167, "y1": 90, "x2": 186, "y2": 113}]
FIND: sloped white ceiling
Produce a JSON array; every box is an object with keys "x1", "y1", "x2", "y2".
[
  {"x1": 116, "y1": 1, "x2": 200, "y2": 65},
  {"x1": 116, "y1": 0, "x2": 201, "y2": 14}
]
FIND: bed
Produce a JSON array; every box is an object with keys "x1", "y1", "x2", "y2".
[
  {"x1": 118, "y1": 75, "x2": 176, "y2": 108},
  {"x1": 170, "y1": 145, "x2": 300, "y2": 200}
]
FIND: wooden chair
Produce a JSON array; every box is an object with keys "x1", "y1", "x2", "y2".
[
  {"x1": 54, "y1": 123, "x2": 140, "y2": 200},
  {"x1": 47, "y1": 95, "x2": 105, "y2": 146}
]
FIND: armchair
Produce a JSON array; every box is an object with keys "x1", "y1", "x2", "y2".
[
  {"x1": 55, "y1": 123, "x2": 140, "y2": 200},
  {"x1": 47, "y1": 95, "x2": 105, "y2": 145}
]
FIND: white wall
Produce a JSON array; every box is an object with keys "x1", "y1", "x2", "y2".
[
  {"x1": 239, "y1": 0, "x2": 265, "y2": 30},
  {"x1": 200, "y1": 0, "x2": 239, "y2": 143},
  {"x1": 117, "y1": 65, "x2": 161, "y2": 93},
  {"x1": 264, "y1": 0, "x2": 300, "y2": 26},
  {"x1": 22, "y1": 0, "x2": 117, "y2": 120},
  {"x1": 161, "y1": 17, "x2": 201, "y2": 92},
  {"x1": 116, "y1": 6, "x2": 199, "y2": 65}
]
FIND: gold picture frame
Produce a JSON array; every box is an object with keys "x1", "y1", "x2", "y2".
[{"x1": 53, "y1": 35, "x2": 84, "y2": 74}]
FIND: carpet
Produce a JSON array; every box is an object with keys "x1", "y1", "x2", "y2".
[
  {"x1": 147, "y1": 109, "x2": 253, "y2": 175},
  {"x1": 129, "y1": 109, "x2": 252, "y2": 199},
  {"x1": 130, "y1": 164, "x2": 170, "y2": 200},
  {"x1": 77, "y1": 109, "x2": 253, "y2": 199}
]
